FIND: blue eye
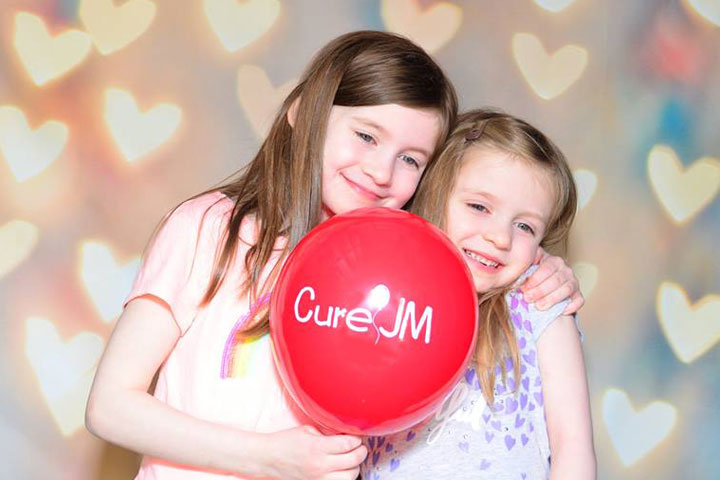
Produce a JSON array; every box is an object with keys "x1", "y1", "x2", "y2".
[
  {"x1": 400, "y1": 154, "x2": 419, "y2": 168},
  {"x1": 517, "y1": 223, "x2": 535, "y2": 235},
  {"x1": 355, "y1": 132, "x2": 374, "y2": 144}
]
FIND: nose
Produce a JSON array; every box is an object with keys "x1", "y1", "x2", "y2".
[
  {"x1": 483, "y1": 219, "x2": 512, "y2": 251},
  {"x1": 361, "y1": 153, "x2": 394, "y2": 186}
]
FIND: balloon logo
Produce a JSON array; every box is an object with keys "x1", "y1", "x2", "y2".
[{"x1": 271, "y1": 208, "x2": 478, "y2": 435}]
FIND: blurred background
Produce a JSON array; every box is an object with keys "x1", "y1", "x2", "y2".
[{"x1": 1, "y1": 0, "x2": 719, "y2": 478}]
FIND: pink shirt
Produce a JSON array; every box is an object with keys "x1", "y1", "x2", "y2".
[{"x1": 126, "y1": 192, "x2": 308, "y2": 480}]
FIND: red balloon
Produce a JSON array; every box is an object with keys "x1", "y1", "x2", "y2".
[{"x1": 270, "y1": 207, "x2": 477, "y2": 435}]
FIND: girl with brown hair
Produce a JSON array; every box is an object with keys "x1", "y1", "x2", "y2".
[
  {"x1": 86, "y1": 32, "x2": 581, "y2": 480},
  {"x1": 363, "y1": 109, "x2": 595, "y2": 479}
]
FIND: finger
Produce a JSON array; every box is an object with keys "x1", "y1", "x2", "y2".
[
  {"x1": 302, "y1": 424, "x2": 322, "y2": 436},
  {"x1": 562, "y1": 291, "x2": 586, "y2": 315},
  {"x1": 523, "y1": 269, "x2": 564, "y2": 304},
  {"x1": 321, "y1": 466, "x2": 361, "y2": 480},
  {"x1": 521, "y1": 259, "x2": 560, "y2": 294},
  {"x1": 326, "y1": 445, "x2": 367, "y2": 472},
  {"x1": 535, "y1": 281, "x2": 574, "y2": 310},
  {"x1": 322, "y1": 434, "x2": 363, "y2": 454}
]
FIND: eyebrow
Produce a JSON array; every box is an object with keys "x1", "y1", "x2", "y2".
[
  {"x1": 462, "y1": 189, "x2": 549, "y2": 222},
  {"x1": 352, "y1": 116, "x2": 432, "y2": 158}
]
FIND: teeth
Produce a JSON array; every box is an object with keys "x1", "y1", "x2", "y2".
[{"x1": 464, "y1": 249, "x2": 499, "y2": 268}]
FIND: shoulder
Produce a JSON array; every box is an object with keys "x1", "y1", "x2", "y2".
[
  {"x1": 525, "y1": 296, "x2": 569, "y2": 323},
  {"x1": 144, "y1": 191, "x2": 234, "y2": 264},
  {"x1": 506, "y1": 267, "x2": 570, "y2": 341},
  {"x1": 128, "y1": 192, "x2": 236, "y2": 331},
  {"x1": 166, "y1": 191, "x2": 285, "y2": 251},
  {"x1": 156, "y1": 191, "x2": 234, "y2": 246},
  {"x1": 169, "y1": 191, "x2": 233, "y2": 226}
]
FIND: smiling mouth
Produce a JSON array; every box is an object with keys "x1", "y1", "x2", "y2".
[
  {"x1": 342, "y1": 175, "x2": 384, "y2": 201},
  {"x1": 463, "y1": 249, "x2": 502, "y2": 269}
]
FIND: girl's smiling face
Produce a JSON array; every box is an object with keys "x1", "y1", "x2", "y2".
[
  {"x1": 445, "y1": 147, "x2": 556, "y2": 293},
  {"x1": 321, "y1": 104, "x2": 441, "y2": 218}
]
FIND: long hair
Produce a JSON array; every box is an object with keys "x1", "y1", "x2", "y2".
[
  {"x1": 180, "y1": 31, "x2": 457, "y2": 337},
  {"x1": 411, "y1": 108, "x2": 577, "y2": 405}
]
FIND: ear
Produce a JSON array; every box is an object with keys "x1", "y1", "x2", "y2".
[{"x1": 287, "y1": 96, "x2": 301, "y2": 128}]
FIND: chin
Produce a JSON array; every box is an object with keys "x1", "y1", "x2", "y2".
[{"x1": 472, "y1": 279, "x2": 492, "y2": 294}]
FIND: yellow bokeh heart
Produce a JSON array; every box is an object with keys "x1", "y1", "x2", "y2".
[
  {"x1": 532, "y1": 0, "x2": 579, "y2": 12},
  {"x1": 657, "y1": 281, "x2": 720, "y2": 364},
  {"x1": 512, "y1": 33, "x2": 588, "y2": 100},
  {"x1": 104, "y1": 88, "x2": 182, "y2": 162},
  {"x1": 80, "y1": 241, "x2": 140, "y2": 324},
  {"x1": 572, "y1": 262, "x2": 598, "y2": 299},
  {"x1": 684, "y1": 0, "x2": 720, "y2": 27},
  {"x1": 602, "y1": 388, "x2": 677, "y2": 467},
  {"x1": 381, "y1": 0, "x2": 462, "y2": 54},
  {"x1": 237, "y1": 65, "x2": 296, "y2": 138},
  {"x1": 647, "y1": 145, "x2": 720, "y2": 224},
  {"x1": 25, "y1": 316, "x2": 104, "y2": 436},
  {"x1": 13, "y1": 12, "x2": 92, "y2": 86},
  {"x1": 204, "y1": 0, "x2": 280, "y2": 53},
  {"x1": 0, "y1": 220, "x2": 39, "y2": 279},
  {"x1": 0, "y1": 106, "x2": 68, "y2": 182},
  {"x1": 573, "y1": 168, "x2": 597, "y2": 212},
  {"x1": 79, "y1": 0, "x2": 156, "y2": 55}
]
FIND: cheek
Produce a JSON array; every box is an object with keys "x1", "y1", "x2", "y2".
[
  {"x1": 515, "y1": 238, "x2": 541, "y2": 264},
  {"x1": 323, "y1": 136, "x2": 358, "y2": 173},
  {"x1": 444, "y1": 205, "x2": 469, "y2": 243},
  {"x1": 390, "y1": 172, "x2": 422, "y2": 206}
]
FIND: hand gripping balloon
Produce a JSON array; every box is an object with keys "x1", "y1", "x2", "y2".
[{"x1": 270, "y1": 207, "x2": 477, "y2": 435}]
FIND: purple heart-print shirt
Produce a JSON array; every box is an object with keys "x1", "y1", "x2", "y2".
[{"x1": 361, "y1": 284, "x2": 575, "y2": 480}]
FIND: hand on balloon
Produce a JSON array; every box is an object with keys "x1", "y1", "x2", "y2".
[
  {"x1": 521, "y1": 248, "x2": 584, "y2": 315},
  {"x1": 261, "y1": 425, "x2": 368, "y2": 480}
]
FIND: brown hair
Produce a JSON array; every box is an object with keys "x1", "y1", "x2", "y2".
[
  {"x1": 179, "y1": 31, "x2": 457, "y2": 337},
  {"x1": 411, "y1": 108, "x2": 577, "y2": 405}
]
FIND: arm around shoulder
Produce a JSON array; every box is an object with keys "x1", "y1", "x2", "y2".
[{"x1": 537, "y1": 315, "x2": 596, "y2": 480}]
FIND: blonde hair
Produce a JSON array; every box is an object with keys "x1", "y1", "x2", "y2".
[
  {"x1": 411, "y1": 108, "x2": 577, "y2": 405},
  {"x1": 171, "y1": 31, "x2": 457, "y2": 338}
]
